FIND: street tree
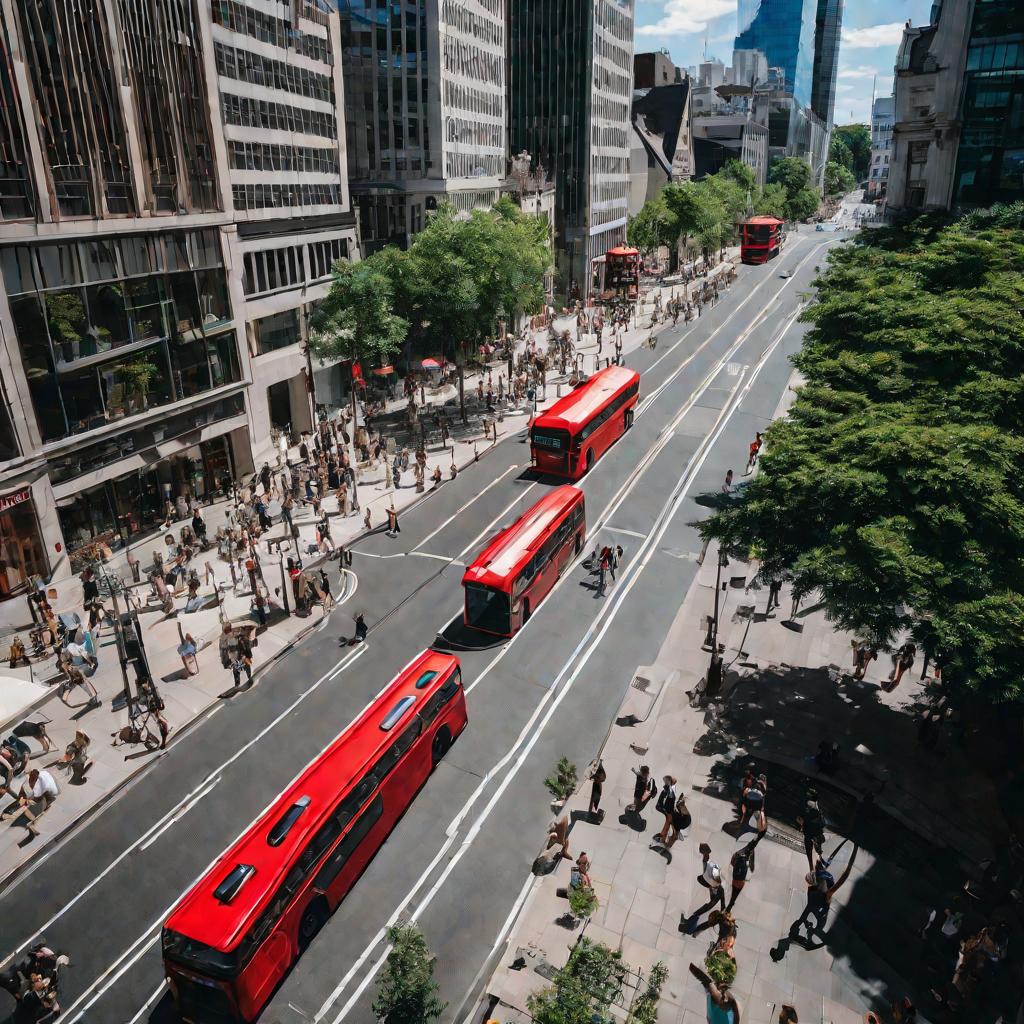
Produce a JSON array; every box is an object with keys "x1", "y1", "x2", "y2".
[
  {"x1": 831, "y1": 123, "x2": 872, "y2": 180},
  {"x1": 755, "y1": 182, "x2": 788, "y2": 219},
  {"x1": 372, "y1": 925, "x2": 447, "y2": 1024},
  {"x1": 824, "y1": 160, "x2": 857, "y2": 197},
  {"x1": 828, "y1": 133, "x2": 854, "y2": 172},
  {"x1": 308, "y1": 251, "x2": 408, "y2": 423},
  {"x1": 768, "y1": 157, "x2": 821, "y2": 221},
  {"x1": 627, "y1": 194, "x2": 679, "y2": 255},
  {"x1": 698, "y1": 209, "x2": 1024, "y2": 702}
]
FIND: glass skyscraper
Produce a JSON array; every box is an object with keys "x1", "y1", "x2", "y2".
[
  {"x1": 953, "y1": 0, "x2": 1024, "y2": 206},
  {"x1": 734, "y1": 0, "x2": 816, "y2": 108},
  {"x1": 811, "y1": 0, "x2": 843, "y2": 126}
]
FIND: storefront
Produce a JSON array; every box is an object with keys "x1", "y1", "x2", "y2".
[
  {"x1": 57, "y1": 434, "x2": 236, "y2": 572},
  {"x1": 0, "y1": 487, "x2": 49, "y2": 599}
]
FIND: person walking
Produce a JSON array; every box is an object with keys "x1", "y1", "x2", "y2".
[
  {"x1": 746, "y1": 432, "x2": 763, "y2": 473},
  {"x1": 58, "y1": 656, "x2": 100, "y2": 709},
  {"x1": 665, "y1": 791, "x2": 691, "y2": 848},
  {"x1": 626, "y1": 764, "x2": 656, "y2": 815},
  {"x1": 597, "y1": 546, "x2": 610, "y2": 595},
  {"x1": 653, "y1": 775, "x2": 678, "y2": 846},
  {"x1": 2, "y1": 768, "x2": 59, "y2": 836},
  {"x1": 588, "y1": 760, "x2": 606, "y2": 818},
  {"x1": 796, "y1": 796, "x2": 826, "y2": 871},
  {"x1": 884, "y1": 642, "x2": 916, "y2": 691},
  {"x1": 766, "y1": 578, "x2": 783, "y2": 614},
  {"x1": 386, "y1": 504, "x2": 400, "y2": 537},
  {"x1": 318, "y1": 568, "x2": 335, "y2": 610},
  {"x1": 229, "y1": 644, "x2": 253, "y2": 688},
  {"x1": 177, "y1": 632, "x2": 199, "y2": 676},
  {"x1": 721, "y1": 469, "x2": 734, "y2": 494},
  {"x1": 727, "y1": 833, "x2": 764, "y2": 911},
  {"x1": 685, "y1": 844, "x2": 726, "y2": 931},
  {"x1": 788, "y1": 844, "x2": 858, "y2": 945}
]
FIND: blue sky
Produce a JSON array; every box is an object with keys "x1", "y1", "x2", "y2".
[{"x1": 634, "y1": 0, "x2": 934, "y2": 123}]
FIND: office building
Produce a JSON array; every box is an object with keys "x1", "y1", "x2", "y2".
[
  {"x1": 630, "y1": 81, "x2": 694, "y2": 214},
  {"x1": 867, "y1": 95, "x2": 895, "y2": 198},
  {"x1": 887, "y1": 0, "x2": 972, "y2": 214},
  {"x1": 734, "y1": 0, "x2": 831, "y2": 183},
  {"x1": 340, "y1": 0, "x2": 507, "y2": 254},
  {"x1": 733, "y1": 49, "x2": 770, "y2": 89},
  {"x1": 811, "y1": 0, "x2": 843, "y2": 126},
  {"x1": 0, "y1": 0, "x2": 357, "y2": 617},
  {"x1": 634, "y1": 50, "x2": 677, "y2": 92},
  {"x1": 509, "y1": 0, "x2": 635, "y2": 295}
]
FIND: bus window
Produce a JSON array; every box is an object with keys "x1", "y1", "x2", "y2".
[
  {"x1": 464, "y1": 583, "x2": 510, "y2": 633},
  {"x1": 369, "y1": 719, "x2": 423, "y2": 786},
  {"x1": 313, "y1": 794, "x2": 385, "y2": 891},
  {"x1": 419, "y1": 677, "x2": 460, "y2": 727}
]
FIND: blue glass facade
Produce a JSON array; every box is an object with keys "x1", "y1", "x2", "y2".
[{"x1": 735, "y1": 0, "x2": 816, "y2": 107}]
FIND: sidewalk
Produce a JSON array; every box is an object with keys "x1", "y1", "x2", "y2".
[{"x1": 483, "y1": 383, "x2": 1012, "y2": 1024}]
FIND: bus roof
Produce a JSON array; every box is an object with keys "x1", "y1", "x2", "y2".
[
  {"x1": 744, "y1": 216, "x2": 783, "y2": 226},
  {"x1": 164, "y1": 649, "x2": 459, "y2": 952},
  {"x1": 462, "y1": 485, "x2": 583, "y2": 589},
  {"x1": 532, "y1": 365, "x2": 640, "y2": 433}
]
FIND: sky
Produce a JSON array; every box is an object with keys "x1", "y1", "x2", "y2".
[{"x1": 633, "y1": 0, "x2": 934, "y2": 124}]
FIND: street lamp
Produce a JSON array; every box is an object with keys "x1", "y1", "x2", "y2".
[{"x1": 707, "y1": 549, "x2": 729, "y2": 696}]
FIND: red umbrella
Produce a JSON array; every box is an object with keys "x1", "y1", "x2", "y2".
[
  {"x1": 371, "y1": 365, "x2": 395, "y2": 376},
  {"x1": 421, "y1": 357, "x2": 442, "y2": 369}
]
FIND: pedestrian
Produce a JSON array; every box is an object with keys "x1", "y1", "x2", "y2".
[
  {"x1": 58, "y1": 656, "x2": 101, "y2": 709},
  {"x1": 192, "y1": 507, "x2": 207, "y2": 544},
  {"x1": 597, "y1": 545, "x2": 610, "y2": 595},
  {"x1": 796, "y1": 796, "x2": 826, "y2": 870},
  {"x1": 884, "y1": 642, "x2": 916, "y2": 691},
  {"x1": 81, "y1": 568, "x2": 110, "y2": 633},
  {"x1": 727, "y1": 833, "x2": 764, "y2": 910},
  {"x1": 245, "y1": 554, "x2": 259, "y2": 594},
  {"x1": 318, "y1": 568, "x2": 335, "y2": 610},
  {"x1": 653, "y1": 775, "x2": 678, "y2": 846},
  {"x1": 386, "y1": 504, "x2": 400, "y2": 536},
  {"x1": 665, "y1": 791, "x2": 691, "y2": 848},
  {"x1": 721, "y1": 469, "x2": 734, "y2": 494},
  {"x1": 851, "y1": 640, "x2": 877, "y2": 680},
  {"x1": 259, "y1": 462, "x2": 271, "y2": 494},
  {"x1": 587, "y1": 760, "x2": 606, "y2": 818},
  {"x1": 2, "y1": 768, "x2": 59, "y2": 836},
  {"x1": 740, "y1": 773, "x2": 767, "y2": 833},
  {"x1": 546, "y1": 815, "x2": 571, "y2": 860},
  {"x1": 778, "y1": 1007, "x2": 798, "y2": 1023},
  {"x1": 570, "y1": 851, "x2": 592, "y2": 889},
  {"x1": 686, "y1": 843, "x2": 726, "y2": 929},
  {"x1": 626, "y1": 764, "x2": 656, "y2": 815},
  {"x1": 788, "y1": 845, "x2": 858, "y2": 945},
  {"x1": 8, "y1": 635, "x2": 30, "y2": 669},
  {"x1": 611, "y1": 545, "x2": 623, "y2": 581},
  {"x1": 177, "y1": 632, "x2": 199, "y2": 676},
  {"x1": 766, "y1": 578, "x2": 783, "y2": 613},
  {"x1": 251, "y1": 591, "x2": 267, "y2": 628},
  {"x1": 351, "y1": 611, "x2": 368, "y2": 644},
  {"x1": 12, "y1": 720, "x2": 52, "y2": 756},
  {"x1": 229, "y1": 646, "x2": 252, "y2": 688},
  {"x1": 746, "y1": 432, "x2": 763, "y2": 472}
]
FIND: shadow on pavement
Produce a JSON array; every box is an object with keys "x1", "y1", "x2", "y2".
[{"x1": 697, "y1": 663, "x2": 1022, "y2": 1022}]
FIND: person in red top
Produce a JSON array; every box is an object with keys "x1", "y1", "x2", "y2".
[{"x1": 746, "y1": 432, "x2": 763, "y2": 473}]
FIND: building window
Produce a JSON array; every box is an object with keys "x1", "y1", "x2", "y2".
[{"x1": 253, "y1": 309, "x2": 300, "y2": 354}]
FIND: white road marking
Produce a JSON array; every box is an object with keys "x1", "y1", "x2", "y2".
[
  {"x1": 320, "y1": 296, "x2": 806, "y2": 1024},
  {"x1": 124, "y1": 980, "x2": 166, "y2": 1024},
  {"x1": 412, "y1": 464, "x2": 521, "y2": 552},
  {"x1": 601, "y1": 526, "x2": 647, "y2": 540},
  {"x1": 456, "y1": 482, "x2": 540, "y2": 560}
]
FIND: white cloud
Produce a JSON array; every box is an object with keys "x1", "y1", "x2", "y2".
[
  {"x1": 841, "y1": 22, "x2": 906, "y2": 48},
  {"x1": 837, "y1": 64, "x2": 882, "y2": 80},
  {"x1": 636, "y1": 0, "x2": 737, "y2": 37}
]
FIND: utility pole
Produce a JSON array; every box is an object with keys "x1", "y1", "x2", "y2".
[{"x1": 707, "y1": 550, "x2": 729, "y2": 696}]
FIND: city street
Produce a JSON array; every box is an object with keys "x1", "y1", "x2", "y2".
[{"x1": 0, "y1": 232, "x2": 839, "y2": 1024}]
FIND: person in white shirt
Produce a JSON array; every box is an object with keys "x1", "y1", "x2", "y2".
[{"x1": 2, "y1": 768, "x2": 59, "y2": 835}]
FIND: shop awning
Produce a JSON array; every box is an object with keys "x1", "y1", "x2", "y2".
[
  {"x1": 0, "y1": 674, "x2": 53, "y2": 733},
  {"x1": 371, "y1": 365, "x2": 395, "y2": 376}
]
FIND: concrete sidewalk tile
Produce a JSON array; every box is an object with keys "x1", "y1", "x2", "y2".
[
  {"x1": 622, "y1": 910, "x2": 661, "y2": 948},
  {"x1": 630, "y1": 886, "x2": 667, "y2": 925}
]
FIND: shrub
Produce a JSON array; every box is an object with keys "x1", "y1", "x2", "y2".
[{"x1": 544, "y1": 756, "x2": 578, "y2": 801}]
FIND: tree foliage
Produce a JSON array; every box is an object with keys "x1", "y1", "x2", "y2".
[
  {"x1": 699, "y1": 208, "x2": 1024, "y2": 702},
  {"x1": 627, "y1": 193, "x2": 679, "y2": 254},
  {"x1": 372, "y1": 925, "x2": 447, "y2": 1024},
  {"x1": 528, "y1": 939, "x2": 626, "y2": 1024},
  {"x1": 767, "y1": 157, "x2": 822, "y2": 220},
  {"x1": 755, "y1": 182, "x2": 788, "y2": 219},
  {"x1": 824, "y1": 160, "x2": 857, "y2": 197},
  {"x1": 831, "y1": 124, "x2": 871, "y2": 180}
]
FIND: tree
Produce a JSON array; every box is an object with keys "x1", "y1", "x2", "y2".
[
  {"x1": 528, "y1": 939, "x2": 626, "y2": 1024},
  {"x1": 828, "y1": 133, "x2": 854, "y2": 172},
  {"x1": 544, "y1": 756, "x2": 578, "y2": 802},
  {"x1": 719, "y1": 158, "x2": 757, "y2": 192},
  {"x1": 831, "y1": 124, "x2": 871, "y2": 180},
  {"x1": 627, "y1": 194, "x2": 679, "y2": 254},
  {"x1": 768, "y1": 157, "x2": 821, "y2": 221},
  {"x1": 308, "y1": 252, "x2": 408, "y2": 424},
  {"x1": 698, "y1": 208, "x2": 1024, "y2": 703},
  {"x1": 755, "y1": 182, "x2": 788, "y2": 219},
  {"x1": 824, "y1": 160, "x2": 857, "y2": 197},
  {"x1": 372, "y1": 925, "x2": 447, "y2": 1024}
]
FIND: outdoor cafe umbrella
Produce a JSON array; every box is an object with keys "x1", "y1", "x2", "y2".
[
  {"x1": 371, "y1": 365, "x2": 395, "y2": 376},
  {"x1": 421, "y1": 357, "x2": 443, "y2": 370}
]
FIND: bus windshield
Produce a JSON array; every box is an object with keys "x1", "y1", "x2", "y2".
[
  {"x1": 746, "y1": 224, "x2": 772, "y2": 244},
  {"x1": 464, "y1": 583, "x2": 510, "y2": 634}
]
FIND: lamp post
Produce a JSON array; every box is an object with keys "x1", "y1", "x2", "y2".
[{"x1": 707, "y1": 549, "x2": 729, "y2": 696}]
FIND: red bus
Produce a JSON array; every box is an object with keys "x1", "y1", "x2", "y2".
[
  {"x1": 162, "y1": 650, "x2": 467, "y2": 1023},
  {"x1": 530, "y1": 365, "x2": 640, "y2": 479},
  {"x1": 740, "y1": 216, "x2": 784, "y2": 264},
  {"x1": 462, "y1": 485, "x2": 585, "y2": 636}
]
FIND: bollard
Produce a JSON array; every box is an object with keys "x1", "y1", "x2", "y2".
[{"x1": 557, "y1": 383, "x2": 562, "y2": 397}]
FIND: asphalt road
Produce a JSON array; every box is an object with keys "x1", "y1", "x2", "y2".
[{"x1": 0, "y1": 230, "x2": 841, "y2": 1024}]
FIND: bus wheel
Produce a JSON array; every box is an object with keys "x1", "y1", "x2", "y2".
[
  {"x1": 585, "y1": 449, "x2": 594, "y2": 473},
  {"x1": 299, "y1": 899, "x2": 329, "y2": 951},
  {"x1": 432, "y1": 726, "x2": 452, "y2": 766},
  {"x1": 523, "y1": 599, "x2": 532, "y2": 623},
  {"x1": 624, "y1": 409, "x2": 634, "y2": 430}
]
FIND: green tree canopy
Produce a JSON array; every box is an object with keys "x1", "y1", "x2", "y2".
[
  {"x1": 768, "y1": 157, "x2": 821, "y2": 221},
  {"x1": 831, "y1": 123, "x2": 871, "y2": 180},
  {"x1": 627, "y1": 194, "x2": 679, "y2": 253},
  {"x1": 308, "y1": 251, "x2": 409, "y2": 416},
  {"x1": 828, "y1": 133, "x2": 854, "y2": 172},
  {"x1": 372, "y1": 926, "x2": 446, "y2": 1024},
  {"x1": 824, "y1": 160, "x2": 857, "y2": 197},
  {"x1": 699, "y1": 209, "x2": 1024, "y2": 702},
  {"x1": 755, "y1": 182, "x2": 788, "y2": 219}
]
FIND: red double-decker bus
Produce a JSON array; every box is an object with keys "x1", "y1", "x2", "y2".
[
  {"x1": 530, "y1": 365, "x2": 640, "y2": 479},
  {"x1": 162, "y1": 650, "x2": 467, "y2": 1023},
  {"x1": 462, "y1": 485, "x2": 585, "y2": 636},
  {"x1": 740, "y1": 216, "x2": 784, "y2": 264}
]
